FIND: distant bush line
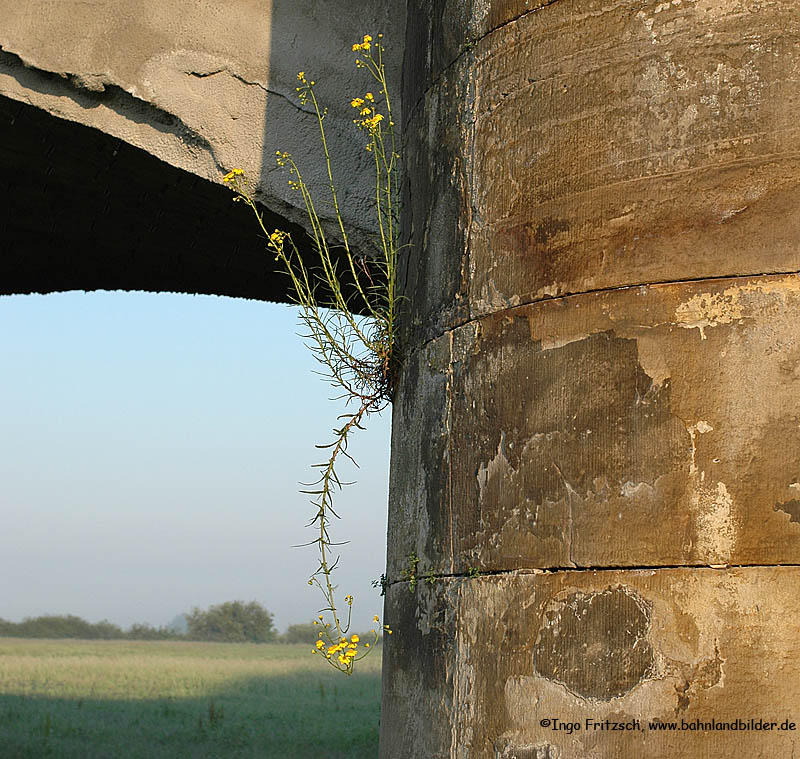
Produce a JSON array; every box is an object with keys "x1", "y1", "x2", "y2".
[
  {"x1": 0, "y1": 607, "x2": 381, "y2": 645},
  {"x1": 0, "y1": 615, "x2": 179, "y2": 641}
]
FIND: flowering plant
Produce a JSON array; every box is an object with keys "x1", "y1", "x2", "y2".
[{"x1": 223, "y1": 34, "x2": 399, "y2": 674}]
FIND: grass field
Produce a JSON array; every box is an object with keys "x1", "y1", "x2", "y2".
[{"x1": 0, "y1": 638, "x2": 382, "y2": 758}]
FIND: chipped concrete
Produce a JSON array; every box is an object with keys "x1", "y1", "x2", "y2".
[
  {"x1": 687, "y1": 421, "x2": 713, "y2": 476},
  {"x1": 691, "y1": 481, "x2": 736, "y2": 565},
  {"x1": 674, "y1": 278, "x2": 800, "y2": 339},
  {"x1": 532, "y1": 586, "x2": 656, "y2": 700},
  {"x1": 389, "y1": 275, "x2": 800, "y2": 577},
  {"x1": 381, "y1": 569, "x2": 800, "y2": 757}
]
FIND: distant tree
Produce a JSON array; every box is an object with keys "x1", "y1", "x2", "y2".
[
  {"x1": 281, "y1": 622, "x2": 320, "y2": 644},
  {"x1": 92, "y1": 619, "x2": 126, "y2": 639},
  {"x1": 186, "y1": 601, "x2": 276, "y2": 643}
]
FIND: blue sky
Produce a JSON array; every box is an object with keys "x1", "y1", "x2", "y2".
[{"x1": 0, "y1": 291, "x2": 391, "y2": 633}]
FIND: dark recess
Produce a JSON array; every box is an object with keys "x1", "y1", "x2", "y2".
[{"x1": 0, "y1": 95, "x2": 373, "y2": 311}]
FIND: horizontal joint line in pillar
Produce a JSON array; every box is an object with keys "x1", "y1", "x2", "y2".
[
  {"x1": 385, "y1": 561, "x2": 800, "y2": 587},
  {"x1": 409, "y1": 267, "x2": 800, "y2": 359}
]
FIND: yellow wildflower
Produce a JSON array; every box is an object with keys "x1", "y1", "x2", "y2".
[
  {"x1": 373, "y1": 616, "x2": 379, "y2": 623},
  {"x1": 352, "y1": 34, "x2": 373, "y2": 53},
  {"x1": 297, "y1": 71, "x2": 305, "y2": 81},
  {"x1": 351, "y1": 97, "x2": 365, "y2": 108},
  {"x1": 316, "y1": 640, "x2": 325, "y2": 649},
  {"x1": 360, "y1": 113, "x2": 384, "y2": 132},
  {"x1": 365, "y1": 92, "x2": 374, "y2": 101},
  {"x1": 351, "y1": 634, "x2": 360, "y2": 643},
  {"x1": 222, "y1": 168, "x2": 244, "y2": 183}
]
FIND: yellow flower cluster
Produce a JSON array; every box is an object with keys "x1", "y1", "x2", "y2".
[
  {"x1": 295, "y1": 71, "x2": 314, "y2": 105},
  {"x1": 310, "y1": 596, "x2": 391, "y2": 672},
  {"x1": 222, "y1": 168, "x2": 244, "y2": 184},
  {"x1": 351, "y1": 92, "x2": 384, "y2": 134},
  {"x1": 364, "y1": 113, "x2": 383, "y2": 130},
  {"x1": 269, "y1": 229, "x2": 287, "y2": 246},
  {"x1": 323, "y1": 634, "x2": 361, "y2": 666},
  {"x1": 352, "y1": 34, "x2": 372, "y2": 52}
]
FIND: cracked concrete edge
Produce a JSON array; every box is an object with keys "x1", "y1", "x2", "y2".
[{"x1": 0, "y1": 1, "x2": 405, "y2": 256}]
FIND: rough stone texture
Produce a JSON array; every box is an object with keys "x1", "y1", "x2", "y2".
[
  {"x1": 384, "y1": 0, "x2": 800, "y2": 756},
  {"x1": 0, "y1": 0, "x2": 405, "y2": 303},
  {"x1": 381, "y1": 568, "x2": 800, "y2": 758},
  {"x1": 388, "y1": 274, "x2": 800, "y2": 576},
  {"x1": 400, "y1": 0, "x2": 800, "y2": 345}
]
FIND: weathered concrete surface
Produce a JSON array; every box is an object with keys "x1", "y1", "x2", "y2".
[
  {"x1": 384, "y1": 0, "x2": 800, "y2": 755},
  {"x1": 400, "y1": 0, "x2": 800, "y2": 343},
  {"x1": 388, "y1": 274, "x2": 800, "y2": 576},
  {"x1": 0, "y1": 0, "x2": 404, "y2": 303},
  {"x1": 382, "y1": 569, "x2": 800, "y2": 758}
]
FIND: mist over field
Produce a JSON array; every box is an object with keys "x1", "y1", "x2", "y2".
[
  {"x1": 0, "y1": 638, "x2": 382, "y2": 758},
  {"x1": 0, "y1": 292, "x2": 391, "y2": 635}
]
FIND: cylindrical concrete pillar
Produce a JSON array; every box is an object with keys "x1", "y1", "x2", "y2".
[{"x1": 381, "y1": 1, "x2": 800, "y2": 756}]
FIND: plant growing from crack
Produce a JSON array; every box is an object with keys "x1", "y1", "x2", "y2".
[
  {"x1": 401, "y1": 552, "x2": 420, "y2": 592},
  {"x1": 223, "y1": 34, "x2": 398, "y2": 674}
]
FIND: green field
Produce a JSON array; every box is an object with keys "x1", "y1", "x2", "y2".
[{"x1": 0, "y1": 638, "x2": 382, "y2": 758}]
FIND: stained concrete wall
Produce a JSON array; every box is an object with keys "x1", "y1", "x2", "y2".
[
  {"x1": 0, "y1": 1, "x2": 404, "y2": 303},
  {"x1": 383, "y1": 1, "x2": 800, "y2": 756}
]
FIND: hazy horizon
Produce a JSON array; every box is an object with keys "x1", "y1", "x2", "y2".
[{"x1": 0, "y1": 291, "x2": 391, "y2": 634}]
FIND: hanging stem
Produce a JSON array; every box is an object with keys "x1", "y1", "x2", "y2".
[{"x1": 222, "y1": 33, "x2": 398, "y2": 674}]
